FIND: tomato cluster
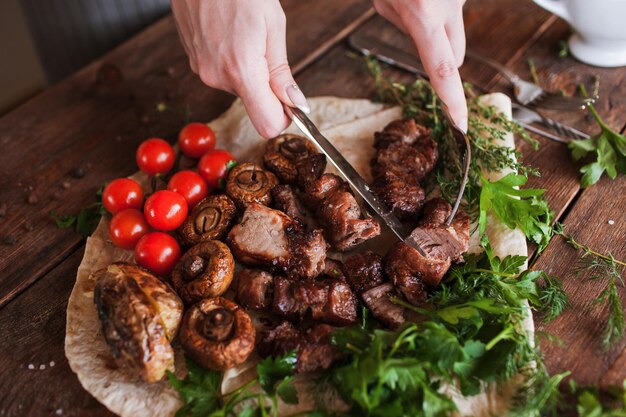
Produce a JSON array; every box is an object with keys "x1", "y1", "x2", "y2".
[{"x1": 102, "y1": 122, "x2": 236, "y2": 276}]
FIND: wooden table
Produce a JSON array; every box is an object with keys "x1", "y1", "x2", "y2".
[{"x1": 0, "y1": 0, "x2": 624, "y2": 415}]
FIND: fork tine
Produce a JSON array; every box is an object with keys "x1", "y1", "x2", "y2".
[{"x1": 529, "y1": 94, "x2": 590, "y2": 111}]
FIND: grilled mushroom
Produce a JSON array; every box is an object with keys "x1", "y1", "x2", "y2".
[
  {"x1": 263, "y1": 134, "x2": 318, "y2": 184},
  {"x1": 171, "y1": 240, "x2": 235, "y2": 304},
  {"x1": 93, "y1": 262, "x2": 183, "y2": 383},
  {"x1": 179, "y1": 297, "x2": 255, "y2": 371},
  {"x1": 225, "y1": 163, "x2": 278, "y2": 209},
  {"x1": 178, "y1": 195, "x2": 237, "y2": 246}
]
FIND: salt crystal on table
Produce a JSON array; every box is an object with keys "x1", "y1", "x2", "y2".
[
  {"x1": 608, "y1": 220, "x2": 615, "y2": 225},
  {"x1": 27, "y1": 364, "x2": 34, "y2": 370},
  {"x1": 49, "y1": 361, "x2": 55, "y2": 367},
  {"x1": 39, "y1": 364, "x2": 46, "y2": 370},
  {"x1": 55, "y1": 409, "x2": 63, "y2": 415}
]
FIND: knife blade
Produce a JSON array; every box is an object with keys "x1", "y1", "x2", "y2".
[
  {"x1": 285, "y1": 105, "x2": 428, "y2": 256},
  {"x1": 349, "y1": 33, "x2": 589, "y2": 144}
]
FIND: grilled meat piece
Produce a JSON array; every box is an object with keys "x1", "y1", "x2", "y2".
[
  {"x1": 93, "y1": 263, "x2": 183, "y2": 382},
  {"x1": 171, "y1": 240, "x2": 235, "y2": 304},
  {"x1": 361, "y1": 283, "x2": 408, "y2": 329},
  {"x1": 384, "y1": 198, "x2": 470, "y2": 305},
  {"x1": 371, "y1": 171, "x2": 425, "y2": 221},
  {"x1": 324, "y1": 258, "x2": 346, "y2": 280},
  {"x1": 295, "y1": 153, "x2": 327, "y2": 188},
  {"x1": 288, "y1": 229, "x2": 327, "y2": 280},
  {"x1": 272, "y1": 276, "x2": 357, "y2": 326},
  {"x1": 271, "y1": 184, "x2": 307, "y2": 231},
  {"x1": 343, "y1": 251, "x2": 385, "y2": 295},
  {"x1": 225, "y1": 163, "x2": 279, "y2": 210},
  {"x1": 257, "y1": 321, "x2": 341, "y2": 373},
  {"x1": 178, "y1": 195, "x2": 237, "y2": 246},
  {"x1": 304, "y1": 174, "x2": 380, "y2": 251},
  {"x1": 227, "y1": 203, "x2": 294, "y2": 269},
  {"x1": 179, "y1": 297, "x2": 255, "y2": 371},
  {"x1": 236, "y1": 268, "x2": 274, "y2": 310},
  {"x1": 263, "y1": 134, "x2": 319, "y2": 184},
  {"x1": 372, "y1": 118, "x2": 438, "y2": 183}
]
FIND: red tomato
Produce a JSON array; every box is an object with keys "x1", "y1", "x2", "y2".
[
  {"x1": 102, "y1": 178, "x2": 144, "y2": 214},
  {"x1": 134, "y1": 232, "x2": 181, "y2": 276},
  {"x1": 198, "y1": 149, "x2": 237, "y2": 188},
  {"x1": 167, "y1": 170, "x2": 209, "y2": 209},
  {"x1": 143, "y1": 190, "x2": 188, "y2": 231},
  {"x1": 178, "y1": 123, "x2": 216, "y2": 159},
  {"x1": 109, "y1": 208, "x2": 150, "y2": 250},
  {"x1": 136, "y1": 138, "x2": 175, "y2": 175}
]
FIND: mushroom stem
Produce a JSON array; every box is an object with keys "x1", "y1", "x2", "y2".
[
  {"x1": 201, "y1": 308, "x2": 234, "y2": 342},
  {"x1": 183, "y1": 255, "x2": 206, "y2": 281}
]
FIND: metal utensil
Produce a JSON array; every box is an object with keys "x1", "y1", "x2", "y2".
[
  {"x1": 465, "y1": 49, "x2": 595, "y2": 111},
  {"x1": 348, "y1": 33, "x2": 589, "y2": 145},
  {"x1": 285, "y1": 105, "x2": 428, "y2": 256}
]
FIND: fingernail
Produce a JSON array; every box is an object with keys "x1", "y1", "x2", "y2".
[
  {"x1": 286, "y1": 84, "x2": 311, "y2": 114},
  {"x1": 457, "y1": 118, "x2": 468, "y2": 133}
]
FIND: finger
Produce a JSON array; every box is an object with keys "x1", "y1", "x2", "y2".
[
  {"x1": 407, "y1": 22, "x2": 468, "y2": 131},
  {"x1": 265, "y1": 9, "x2": 310, "y2": 113},
  {"x1": 235, "y1": 64, "x2": 291, "y2": 138},
  {"x1": 445, "y1": 7, "x2": 466, "y2": 67}
]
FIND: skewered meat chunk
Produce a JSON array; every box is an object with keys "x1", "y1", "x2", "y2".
[
  {"x1": 361, "y1": 283, "x2": 408, "y2": 329},
  {"x1": 295, "y1": 153, "x2": 327, "y2": 187},
  {"x1": 227, "y1": 203, "x2": 294, "y2": 269},
  {"x1": 171, "y1": 240, "x2": 235, "y2": 304},
  {"x1": 263, "y1": 134, "x2": 319, "y2": 184},
  {"x1": 324, "y1": 258, "x2": 346, "y2": 280},
  {"x1": 179, "y1": 297, "x2": 255, "y2": 371},
  {"x1": 272, "y1": 276, "x2": 357, "y2": 326},
  {"x1": 236, "y1": 268, "x2": 274, "y2": 310},
  {"x1": 385, "y1": 198, "x2": 470, "y2": 305},
  {"x1": 289, "y1": 229, "x2": 327, "y2": 280},
  {"x1": 372, "y1": 118, "x2": 438, "y2": 183},
  {"x1": 93, "y1": 263, "x2": 183, "y2": 383},
  {"x1": 257, "y1": 321, "x2": 341, "y2": 373},
  {"x1": 225, "y1": 163, "x2": 279, "y2": 210},
  {"x1": 271, "y1": 184, "x2": 307, "y2": 231},
  {"x1": 178, "y1": 195, "x2": 237, "y2": 246},
  {"x1": 371, "y1": 171, "x2": 425, "y2": 221},
  {"x1": 343, "y1": 251, "x2": 385, "y2": 295},
  {"x1": 304, "y1": 173, "x2": 381, "y2": 251}
]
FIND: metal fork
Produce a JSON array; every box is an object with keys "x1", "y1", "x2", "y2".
[{"x1": 466, "y1": 49, "x2": 595, "y2": 111}]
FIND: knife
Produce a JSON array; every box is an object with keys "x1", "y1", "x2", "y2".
[
  {"x1": 349, "y1": 33, "x2": 590, "y2": 143},
  {"x1": 285, "y1": 105, "x2": 429, "y2": 256}
]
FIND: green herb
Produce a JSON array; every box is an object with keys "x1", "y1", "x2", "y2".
[
  {"x1": 49, "y1": 185, "x2": 106, "y2": 238},
  {"x1": 568, "y1": 87, "x2": 626, "y2": 188},
  {"x1": 558, "y1": 41, "x2": 570, "y2": 59},
  {"x1": 478, "y1": 173, "x2": 554, "y2": 252},
  {"x1": 567, "y1": 380, "x2": 626, "y2": 417},
  {"x1": 528, "y1": 58, "x2": 540, "y2": 85},
  {"x1": 555, "y1": 224, "x2": 626, "y2": 347},
  {"x1": 169, "y1": 353, "x2": 297, "y2": 417}
]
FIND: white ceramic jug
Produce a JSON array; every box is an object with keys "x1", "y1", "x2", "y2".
[{"x1": 533, "y1": 0, "x2": 626, "y2": 67}]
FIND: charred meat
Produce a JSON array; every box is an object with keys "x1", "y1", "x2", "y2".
[
  {"x1": 294, "y1": 153, "x2": 327, "y2": 188},
  {"x1": 178, "y1": 195, "x2": 237, "y2": 246},
  {"x1": 371, "y1": 171, "x2": 425, "y2": 221},
  {"x1": 179, "y1": 297, "x2": 255, "y2": 371},
  {"x1": 171, "y1": 240, "x2": 235, "y2": 304},
  {"x1": 271, "y1": 184, "x2": 307, "y2": 231},
  {"x1": 263, "y1": 134, "x2": 319, "y2": 184},
  {"x1": 343, "y1": 251, "x2": 385, "y2": 295},
  {"x1": 361, "y1": 283, "x2": 409, "y2": 329},
  {"x1": 288, "y1": 228, "x2": 327, "y2": 280},
  {"x1": 225, "y1": 162, "x2": 279, "y2": 210},
  {"x1": 236, "y1": 268, "x2": 274, "y2": 310},
  {"x1": 93, "y1": 263, "x2": 183, "y2": 383}
]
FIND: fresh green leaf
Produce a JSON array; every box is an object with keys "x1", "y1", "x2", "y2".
[
  {"x1": 49, "y1": 210, "x2": 76, "y2": 229},
  {"x1": 167, "y1": 359, "x2": 222, "y2": 417},
  {"x1": 257, "y1": 350, "x2": 298, "y2": 405}
]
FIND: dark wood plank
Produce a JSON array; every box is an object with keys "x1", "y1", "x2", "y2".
[
  {"x1": 0, "y1": 0, "x2": 373, "y2": 308},
  {"x1": 534, "y1": 173, "x2": 626, "y2": 386},
  {"x1": 0, "y1": 248, "x2": 115, "y2": 417}
]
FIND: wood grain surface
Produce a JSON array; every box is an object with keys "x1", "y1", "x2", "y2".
[{"x1": 1, "y1": 0, "x2": 625, "y2": 415}]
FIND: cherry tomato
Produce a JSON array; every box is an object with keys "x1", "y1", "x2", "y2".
[
  {"x1": 198, "y1": 149, "x2": 237, "y2": 189},
  {"x1": 136, "y1": 138, "x2": 175, "y2": 175},
  {"x1": 178, "y1": 123, "x2": 216, "y2": 159},
  {"x1": 102, "y1": 178, "x2": 144, "y2": 214},
  {"x1": 134, "y1": 232, "x2": 181, "y2": 276},
  {"x1": 167, "y1": 170, "x2": 209, "y2": 209},
  {"x1": 109, "y1": 208, "x2": 150, "y2": 250},
  {"x1": 143, "y1": 190, "x2": 188, "y2": 231}
]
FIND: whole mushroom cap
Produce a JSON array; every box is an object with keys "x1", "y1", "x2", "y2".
[
  {"x1": 225, "y1": 163, "x2": 278, "y2": 210},
  {"x1": 263, "y1": 134, "x2": 318, "y2": 184},
  {"x1": 179, "y1": 297, "x2": 256, "y2": 371},
  {"x1": 178, "y1": 194, "x2": 237, "y2": 246}
]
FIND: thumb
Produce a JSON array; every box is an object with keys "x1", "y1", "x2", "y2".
[{"x1": 265, "y1": 17, "x2": 310, "y2": 113}]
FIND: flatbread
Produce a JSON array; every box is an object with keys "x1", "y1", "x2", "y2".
[{"x1": 65, "y1": 94, "x2": 530, "y2": 417}]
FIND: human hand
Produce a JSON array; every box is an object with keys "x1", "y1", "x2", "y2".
[
  {"x1": 372, "y1": 0, "x2": 468, "y2": 131},
  {"x1": 171, "y1": 0, "x2": 310, "y2": 138}
]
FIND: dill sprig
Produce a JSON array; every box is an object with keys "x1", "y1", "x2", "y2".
[{"x1": 554, "y1": 223, "x2": 626, "y2": 347}]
